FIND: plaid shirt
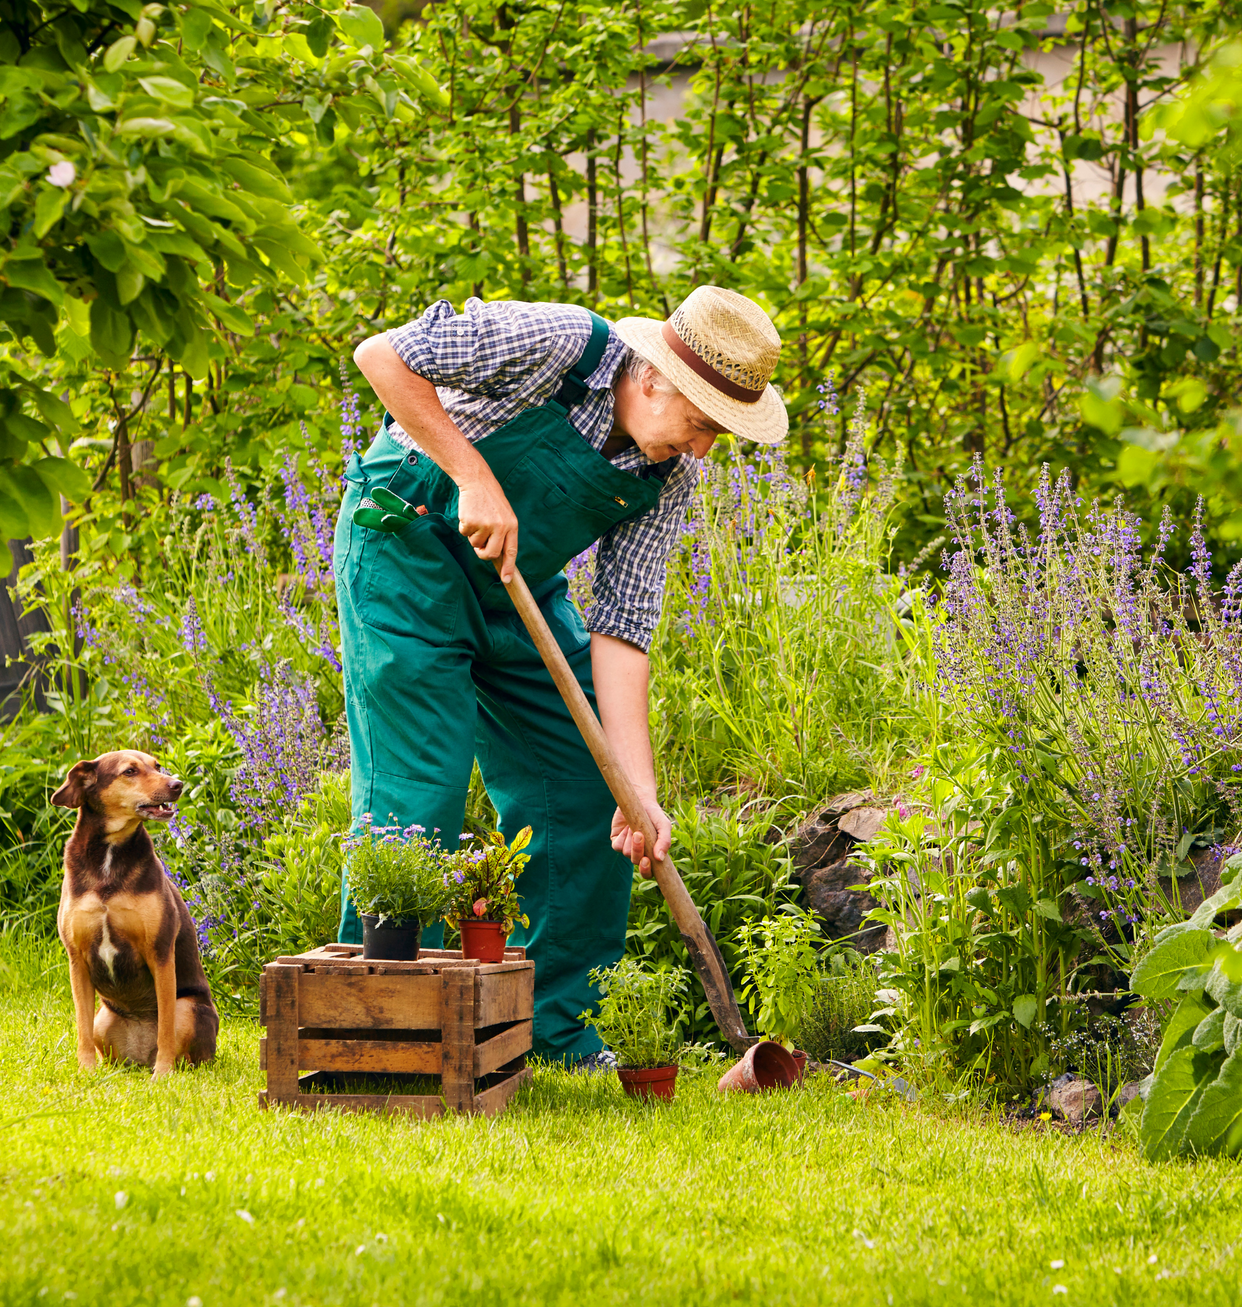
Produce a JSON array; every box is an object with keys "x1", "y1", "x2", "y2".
[{"x1": 385, "y1": 298, "x2": 698, "y2": 652}]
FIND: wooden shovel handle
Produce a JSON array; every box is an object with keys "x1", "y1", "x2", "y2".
[{"x1": 498, "y1": 564, "x2": 756, "y2": 1052}]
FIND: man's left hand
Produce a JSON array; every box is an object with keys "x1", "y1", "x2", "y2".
[{"x1": 610, "y1": 801, "x2": 671, "y2": 880}]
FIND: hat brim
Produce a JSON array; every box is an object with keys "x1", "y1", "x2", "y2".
[{"x1": 612, "y1": 316, "x2": 788, "y2": 446}]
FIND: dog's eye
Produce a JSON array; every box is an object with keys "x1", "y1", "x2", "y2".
[{"x1": 124, "y1": 766, "x2": 138, "y2": 776}]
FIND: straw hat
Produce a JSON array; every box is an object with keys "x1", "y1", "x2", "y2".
[{"x1": 613, "y1": 286, "x2": 787, "y2": 445}]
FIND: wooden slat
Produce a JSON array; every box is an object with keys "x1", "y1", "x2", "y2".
[
  {"x1": 473, "y1": 1020, "x2": 532, "y2": 1078},
  {"x1": 264, "y1": 963, "x2": 300, "y2": 1098},
  {"x1": 258, "y1": 1090, "x2": 444, "y2": 1119},
  {"x1": 440, "y1": 967, "x2": 476, "y2": 1112},
  {"x1": 474, "y1": 967, "x2": 535, "y2": 1028},
  {"x1": 472, "y1": 1067, "x2": 532, "y2": 1117},
  {"x1": 297, "y1": 1038, "x2": 440, "y2": 1074},
  {"x1": 296, "y1": 972, "x2": 441, "y2": 1029}
]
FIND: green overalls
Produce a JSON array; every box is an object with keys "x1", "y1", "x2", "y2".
[{"x1": 333, "y1": 313, "x2": 668, "y2": 1062}]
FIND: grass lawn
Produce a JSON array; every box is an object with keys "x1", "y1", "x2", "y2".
[{"x1": 3, "y1": 940, "x2": 1240, "y2": 1307}]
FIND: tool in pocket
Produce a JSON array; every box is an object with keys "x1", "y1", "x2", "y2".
[{"x1": 353, "y1": 485, "x2": 429, "y2": 532}]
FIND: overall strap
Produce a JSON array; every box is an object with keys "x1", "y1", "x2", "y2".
[{"x1": 550, "y1": 310, "x2": 611, "y2": 411}]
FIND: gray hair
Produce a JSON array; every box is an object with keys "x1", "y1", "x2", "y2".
[{"x1": 621, "y1": 346, "x2": 681, "y2": 416}]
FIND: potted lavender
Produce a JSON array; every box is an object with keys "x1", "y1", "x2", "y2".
[
  {"x1": 444, "y1": 827, "x2": 532, "y2": 963},
  {"x1": 345, "y1": 817, "x2": 452, "y2": 961}
]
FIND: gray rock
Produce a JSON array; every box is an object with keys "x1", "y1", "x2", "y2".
[
  {"x1": 802, "y1": 859, "x2": 886, "y2": 952},
  {"x1": 1117, "y1": 1080, "x2": 1145, "y2": 1110},
  {"x1": 837, "y1": 806, "x2": 888, "y2": 843},
  {"x1": 789, "y1": 791, "x2": 875, "y2": 874},
  {"x1": 1047, "y1": 1075, "x2": 1102, "y2": 1124}
]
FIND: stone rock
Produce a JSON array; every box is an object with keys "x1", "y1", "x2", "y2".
[
  {"x1": 1047, "y1": 1074, "x2": 1102, "y2": 1125},
  {"x1": 1117, "y1": 1080, "x2": 1145, "y2": 1111},
  {"x1": 789, "y1": 790, "x2": 876, "y2": 874},
  {"x1": 802, "y1": 859, "x2": 886, "y2": 952},
  {"x1": 837, "y1": 806, "x2": 888, "y2": 843}
]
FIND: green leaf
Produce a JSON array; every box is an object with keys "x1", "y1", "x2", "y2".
[
  {"x1": 218, "y1": 157, "x2": 293, "y2": 204},
  {"x1": 1206, "y1": 951, "x2": 1242, "y2": 1017},
  {"x1": 1154, "y1": 993, "x2": 1214, "y2": 1073},
  {"x1": 115, "y1": 117, "x2": 177, "y2": 142},
  {"x1": 1183, "y1": 1049, "x2": 1242, "y2": 1156},
  {"x1": 30, "y1": 455, "x2": 90, "y2": 502},
  {"x1": 201, "y1": 291, "x2": 253, "y2": 335},
  {"x1": 89, "y1": 298, "x2": 133, "y2": 365},
  {"x1": 1225, "y1": 1013, "x2": 1242, "y2": 1056},
  {"x1": 9, "y1": 462, "x2": 60, "y2": 538},
  {"x1": 338, "y1": 4, "x2": 385, "y2": 52},
  {"x1": 0, "y1": 467, "x2": 31, "y2": 541},
  {"x1": 305, "y1": 14, "x2": 335, "y2": 58},
  {"x1": 1009, "y1": 341, "x2": 1040, "y2": 380},
  {"x1": 1140, "y1": 1045, "x2": 1218, "y2": 1161},
  {"x1": 103, "y1": 35, "x2": 136, "y2": 72},
  {"x1": 1012, "y1": 994, "x2": 1037, "y2": 1028},
  {"x1": 139, "y1": 76, "x2": 196, "y2": 110},
  {"x1": 3, "y1": 257, "x2": 63, "y2": 304},
  {"x1": 252, "y1": 238, "x2": 307, "y2": 284},
  {"x1": 33, "y1": 186, "x2": 67, "y2": 238},
  {"x1": 1192, "y1": 1006, "x2": 1226, "y2": 1053},
  {"x1": 1129, "y1": 929, "x2": 1215, "y2": 998},
  {"x1": 1033, "y1": 897, "x2": 1062, "y2": 922}
]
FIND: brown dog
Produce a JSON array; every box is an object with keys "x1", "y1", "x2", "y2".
[{"x1": 54, "y1": 750, "x2": 218, "y2": 1076}]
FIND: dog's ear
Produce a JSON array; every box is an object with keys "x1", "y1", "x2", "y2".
[{"x1": 52, "y1": 760, "x2": 99, "y2": 808}]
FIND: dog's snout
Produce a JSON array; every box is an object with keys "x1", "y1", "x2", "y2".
[{"x1": 168, "y1": 777, "x2": 184, "y2": 798}]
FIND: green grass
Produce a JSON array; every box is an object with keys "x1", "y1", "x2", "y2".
[{"x1": 3, "y1": 938, "x2": 1241, "y2": 1307}]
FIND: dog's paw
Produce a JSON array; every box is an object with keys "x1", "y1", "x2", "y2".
[
  {"x1": 152, "y1": 1059, "x2": 175, "y2": 1079},
  {"x1": 77, "y1": 1049, "x2": 98, "y2": 1071}
]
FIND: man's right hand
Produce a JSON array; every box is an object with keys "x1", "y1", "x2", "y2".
[{"x1": 457, "y1": 474, "x2": 519, "y2": 583}]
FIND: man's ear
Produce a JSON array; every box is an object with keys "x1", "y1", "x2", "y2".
[{"x1": 51, "y1": 760, "x2": 99, "y2": 809}]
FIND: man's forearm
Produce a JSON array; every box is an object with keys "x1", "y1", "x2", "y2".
[
  {"x1": 353, "y1": 335, "x2": 489, "y2": 490},
  {"x1": 591, "y1": 633, "x2": 657, "y2": 799}
]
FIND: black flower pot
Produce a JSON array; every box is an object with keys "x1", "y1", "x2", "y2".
[{"x1": 360, "y1": 914, "x2": 422, "y2": 961}]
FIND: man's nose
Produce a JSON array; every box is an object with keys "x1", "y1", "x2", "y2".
[{"x1": 690, "y1": 433, "x2": 718, "y2": 460}]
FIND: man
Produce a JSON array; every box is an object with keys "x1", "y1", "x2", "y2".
[{"x1": 337, "y1": 284, "x2": 787, "y2": 1063}]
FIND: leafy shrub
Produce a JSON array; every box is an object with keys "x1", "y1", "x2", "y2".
[
  {"x1": 797, "y1": 950, "x2": 883, "y2": 1063},
  {"x1": 580, "y1": 958, "x2": 689, "y2": 1069},
  {"x1": 736, "y1": 911, "x2": 823, "y2": 1048},
  {"x1": 625, "y1": 798, "x2": 798, "y2": 1044},
  {"x1": 1130, "y1": 856, "x2": 1242, "y2": 1160}
]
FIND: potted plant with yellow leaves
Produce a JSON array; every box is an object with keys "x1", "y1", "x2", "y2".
[{"x1": 445, "y1": 827, "x2": 532, "y2": 963}]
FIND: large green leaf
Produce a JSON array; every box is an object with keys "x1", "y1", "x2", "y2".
[
  {"x1": 1130, "y1": 929, "x2": 1216, "y2": 998},
  {"x1": 0, "y1": 467, "x2": 31, "y2": 541},
  {"x1": 31, "y1": 455, "x2": 91, "y2": 502},
  {"x1": 1205, "y1": 951, "x2": 1242, "y2": 1017},
  {"x1": 8, "y1": 462, "x2": 60, "y2": 538},
  {"x1": 88, "y1": 298, "x2": 133, "y2": 365},
  {"x1": 338, "y1": 4, "x2": 385, "y2": 53},
  {"x1": 1140, "y1": 1045, "x2": 1219, "y2": 1161},
  {"x1": 1154, "y1": 992, "x2": 1214, "y2": 1074},
  {"x1": 1184, "y1": 1050, "x2": 1242, "y2": 1157}
]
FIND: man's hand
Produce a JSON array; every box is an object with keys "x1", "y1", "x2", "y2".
[
  {"x1": 611, "y1": 800, "x2": 672, "y2": 880},
  {"x1": 457, "y1": 473, "x2": 519, "y2": 583}
]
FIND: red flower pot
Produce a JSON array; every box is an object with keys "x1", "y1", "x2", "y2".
[
  {"x1": 790, "y1": 1049, "x2": 808, "y2": 1081},
  {"x1": 459, "y1": 918, "x2": 507, "y2": 963},
  {"x1": 717, "y1": 1040, "x2": 798, "y2": 1093},
  {"x1": 617, "y1": 1064, "x2": 678, "y2": 1101}
]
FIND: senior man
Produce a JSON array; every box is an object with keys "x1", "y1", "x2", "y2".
[{"x1": 337, "y1": 285, "x2": 787, "y2": 1063}]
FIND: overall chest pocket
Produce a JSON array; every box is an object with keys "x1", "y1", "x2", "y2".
[{"x1": 469, "y1": 452, "x2": 638, "y2": 610}]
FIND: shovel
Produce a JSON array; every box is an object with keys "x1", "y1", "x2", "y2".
[{"x1": 497, "y1": 561, "x2": 758, "y2": 1054}]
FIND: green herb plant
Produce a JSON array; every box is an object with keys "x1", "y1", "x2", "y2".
[
  {"x1": 797, "y1": 948, "x2": 882, "y2": 1063},
  {"x1": 736, "y1": 911, "x2": 823, "y2": 1050},
  {"x1": 444, "y1": 826, "x2": 532, "y2": 935},
  {"x1": 580, "y1": 958, "x2": 689, "y2": 1069},
  {"x1": 1130, "y1": 854, "x2": 1242, "y2": 1160},
  {"x1": 344, "y1": 816, "x2": 452, "y2": 927}
]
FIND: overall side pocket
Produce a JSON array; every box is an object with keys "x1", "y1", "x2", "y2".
[{"x1": 353, "y1": 515, "x2": 462, "y2": 644}]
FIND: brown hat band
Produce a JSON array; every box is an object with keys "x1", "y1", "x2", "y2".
[{"x1": 660, "y1": 320, "x2": 765, "y2": 405}]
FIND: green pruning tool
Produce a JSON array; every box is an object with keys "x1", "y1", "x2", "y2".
[{"x1": 353, "y1": 485, "x2": 428, "y2": 532}]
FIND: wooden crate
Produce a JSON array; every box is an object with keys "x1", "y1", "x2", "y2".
[{"x1": 258, "y1": 943, "x2": 534, "y2": 1118}]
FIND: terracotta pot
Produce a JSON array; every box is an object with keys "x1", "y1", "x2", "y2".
[
  {"x1": 459, "y1": 918, "x2": 507, "y2": 963},
  {"x1": 617, "y1": 1064, "x2": 678, "y2": 1101},
  {"x1": 717, "y1": 1039, "x2": 798, "y2": 1093},
  {"x1": 360, "y1": 914, "x2": 422, "y2": 961},
  {"x1": 790, "y1": 1049, "x2": 808, "y2": 1081}
]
